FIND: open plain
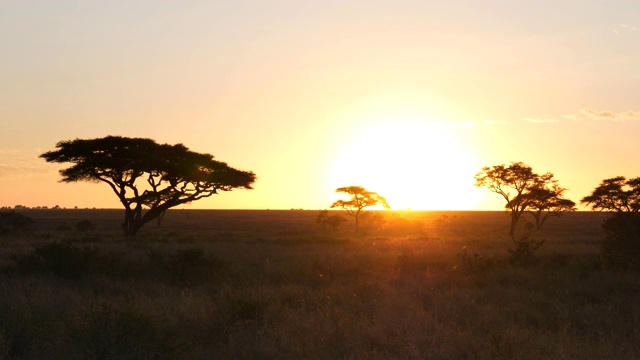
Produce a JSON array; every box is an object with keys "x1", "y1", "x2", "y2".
[{"x1": 0, "y1": 209, "x2": 638, "y2": 359}]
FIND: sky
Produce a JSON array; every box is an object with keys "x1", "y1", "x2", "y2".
[{"x1": 1, "y1": 0, "x2": 640, "y2": 210}]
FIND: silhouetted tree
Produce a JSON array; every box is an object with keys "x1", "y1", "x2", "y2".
[
  {"x1": 475, "y1": 162, "x2": 565, "y2": 237},
  {"x1": 40, "y1": 136, "x2": 256, "y2": 236},
  {"x1": 317, "y1": 210, "x2": 348, "y2": 231},
  {"x1": 316, "y1": 210, "x2": 329, "y2": 229},
  {"x1": 581, "y1": 176, "x2": 640, "y2": 213},
  {"x1": 582, "y1": 176, "x2": 640, "y2": 267},
  {"x1": 330, "y1": 186, "x2": 389, "y2": 233},
  {"x1": 525, "y1": 183, "x2": 576, "y2": 230}
]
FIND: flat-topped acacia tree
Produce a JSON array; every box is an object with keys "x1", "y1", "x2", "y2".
[
  {"x1": 330, "y1": 186, "x2": 389, "y2": 233},
  {"x1": 475, "y1": 162, "x2": 574, "y2": 237},
  {"x1": 41, "y1": 136, "x2": 256, "y2": 236}
]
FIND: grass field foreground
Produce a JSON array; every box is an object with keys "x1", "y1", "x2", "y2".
[{"x1": 0, "y1": 209, "x2": 638, "y2": 359}]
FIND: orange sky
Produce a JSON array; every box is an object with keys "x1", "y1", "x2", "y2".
[{"x1": 1, "y1": 1, "x2": 640, "y2": 210}]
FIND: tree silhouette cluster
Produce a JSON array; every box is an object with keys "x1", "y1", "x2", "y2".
[
  {"x1": 474, "y1": 163, "x2": 640, "y2": 266},
  {"x1": 33, "y1": 132, "x2": 640, "y2": 267},
  {"x1": 581, "y1": 176, "x2": 640, "y2": 267},
  {"x1": 474, "y1": 162, "x2": 576, "y2": 238}
]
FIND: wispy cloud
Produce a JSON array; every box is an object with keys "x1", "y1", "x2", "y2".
[
  {"x1": 521, "y1": 109, "x2": 640, "y2": 124},
  {"x1": 620, "y1": 23, "x2": 640, "y2": 31},
  {"x1": 578, "y1": 108, "x2": 640, "y2": 121},
  {"x1": 0, "y1": 150, "x2": 54, "y2": 178}
]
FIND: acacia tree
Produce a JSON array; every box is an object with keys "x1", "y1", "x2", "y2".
[
  {"x1": 41, "y1": 136, "x2": 256, "y2": 236},
  {"x1": 581, "y1": 176, "x2": 640, "y2": 213},
  {"x1": 475, "y1": 162, "x2": 562, "y2": 237},
  {"x1": 525, "y1": 183, "x2": 576, "y2": 230},
  {"x1": 330, "y1": 186, "x2": 389, "y2": 233},
  {"x1": 316, "y1": 210, "x2": 347, "y2": 231},
  {"x1": 581, "y1": 176, "x2": 640, "y2": 267}
]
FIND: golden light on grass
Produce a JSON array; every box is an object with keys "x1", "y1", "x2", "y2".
[{"x1": 329, "y1": 119, "x2": 481, "y2": 210}]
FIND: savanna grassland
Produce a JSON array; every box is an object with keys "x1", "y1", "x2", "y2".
[{"x1": 0, "y1": 209, "x2": 638, "y2": 359}]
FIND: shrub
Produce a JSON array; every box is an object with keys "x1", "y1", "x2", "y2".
[
  {"x1": 76, "y1": 220, "x2": 95, "y2": 232},
  {"x1": 508, "y1": 234, "x2": 545, "y2": 265},
  {"x1": 4, "y1": 242, "x2": 124, "y2": 280},
  {"x1": 601, "y1": 213, "x2": 640, "y2": 268},
  {"x1": 0, "y1": 212, "x2": 34, "y2": 234},
  {"x1": 359, "y1": 211, "x2": 386, "y2": 233}
]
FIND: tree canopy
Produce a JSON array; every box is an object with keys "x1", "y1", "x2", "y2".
[
  {"x1": 582, "y1": 176, "x2": 640, "y2": 267},
  {"x1": 330, "y1": 186, "x2": 389, "y2": 233},
  {"x1": 581, "y1": 176, "x2": 640, "y2": 212},
  {"x1": 475, "y1": 162, "x2": 573, "y2": 237},
  {"x1": 523, "y1": 183, "x2": 576, "y2": 230},
  {"x1": 40, "y1": 136, "x2": 256, "y2": 236}
]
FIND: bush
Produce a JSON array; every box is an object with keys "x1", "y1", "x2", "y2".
[
  {"x1": 601, "y1": 213, "x2": 640, "y2": 268},
  {"x1": 76, "y1": 220, "x2": 95, "y2": 232},
  {"x1": 508, "y1": 234, "x2": 545, "y2": 265},
  {"x1": 4, "y1": 242, "x2": 124, "y2": 280},
  {"x1": 0, "y1": 212, "x2": 34, "y2": 234}
]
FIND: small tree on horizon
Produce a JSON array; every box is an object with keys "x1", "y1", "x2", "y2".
[
  {"x1": 524, "y1": 183, "x2": 576, "y2": 230},
  {"x1": 475, "y1": 162, "x2": 573, "y2": 237},
  {"x1": 40, "y1": 136, "x2": 256, "y2": 236},
  {"x1": 581, "y1": 176, "x2": 640, "y2": 213},
  {"x1": 330, "y1": 186, "x2": 389, "y2": 233},
  {"x1": 581, "y1": 176, "x2": 640, "y2": 267},
  {"x1": 475, "y1": 162, "x2": 541, "y2": 237},
  {"x1": 316, "y1": 210, "x2": 348, "y2": 231}
]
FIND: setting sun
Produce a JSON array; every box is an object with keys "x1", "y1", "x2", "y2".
[{"x1": 329, "y1": 120, "x2": 481, "y2": 210}]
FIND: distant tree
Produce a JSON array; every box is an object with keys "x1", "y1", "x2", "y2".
[
  {"x1": 475, "y1": 162, "x2": 568, "y2": 237},
  {"x1": 325, "y1": 214, "x2": 348, "y2": 231},
  {"x1": 581, "y1": 176, "x2": 640, "y2": 213},
  {"x1": 524, "y1": 183, "x2": 576, "y2": 230},
  {"x1": 316, "y1": 210, "x2": 329, "y2": 229},
  {"x1": 582, "y1": 176, "x2": 640, "y2": 267},
  {"x1": 40, "y1": 136, "x2": 256, "y2": 236},
  {"x1": 317, "y1": 210, "x2": 348, "y2": 231},
  {"x1": 330, "y1": 186, "x2": 389, "y2": 233}
]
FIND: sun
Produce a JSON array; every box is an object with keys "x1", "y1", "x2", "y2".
[{"x1": 329, "y1": 120, "x2": 480, "y2": 210}]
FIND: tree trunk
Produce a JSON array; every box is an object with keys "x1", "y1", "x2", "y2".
[
  {"x1": 534, "y1": 212, "x2": 542, "y2": 230},
  {"x1": 355, "y1": 214, "x2": 360, "y2": 233},
  {"x1": 122, "y1": 208, "x2": 143, "y2": 237},
  {"x1": 122, "y1": 219, "x2": 143, "y2": 236},
  {"x1": 509, "y1": 212, "x2": 520, "y2": 238}
]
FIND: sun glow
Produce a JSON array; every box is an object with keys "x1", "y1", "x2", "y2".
[{"x1": 329, "y1": 120, "x2": 481, "y2": 210}]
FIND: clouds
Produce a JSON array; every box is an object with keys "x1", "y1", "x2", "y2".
[
  {"x1": 0, "y1": 150, "x2": 54, "y2": 178},
  {"x1": 577, "y1": 109, "x2": 640, "y2": 121},
  {"x1": 523, "y1": 109, "x2": 640, "y2": 124},
  {"x1": 619, "y1": 23, "x2": 640, "y2": 32}
]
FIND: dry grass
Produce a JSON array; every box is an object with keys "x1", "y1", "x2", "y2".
[{"x1": 0, "y1": 209, "x2": 637, "y2": 359}]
